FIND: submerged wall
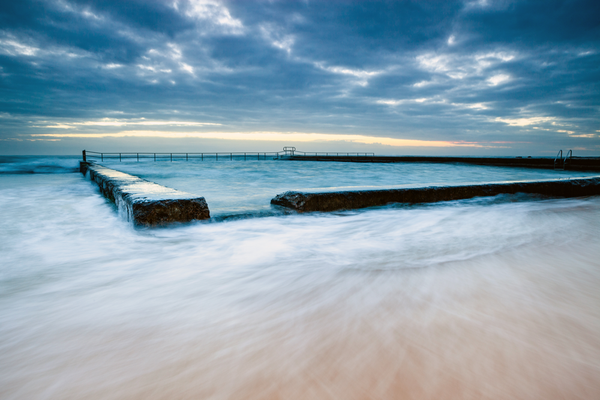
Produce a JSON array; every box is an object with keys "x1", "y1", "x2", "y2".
[
  {"x1": 80, "y1": 162, "x2": 210, "y2": 226},
  {"x1": 271, "y1": 176, "x2": 600, "y2": 212}
]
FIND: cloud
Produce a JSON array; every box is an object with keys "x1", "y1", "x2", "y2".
[
  {"x1": 0, "y1": 0, "x2": 599, "y2": 154},
  {"x1": 34, "y1": 118, "x2": 222, "y2": 128},
  {"x1": 183, "y1": 0, "x2": 244, "y2": 34},
  {"x1": 487, "y1": 74, "x2": 510, "y2": 86},
  {"x1": 494, "y1": 117, "x2": 556, "y2": 126},
  {"x1": 377, "y1": 98, "x2": 435, "y2": 106},
  {"x1": 416, "y1": 51, "x2": 516, "y2": 81},
  {"x1": 0, "y1": 37, "x2": 39, "y2": 56}
]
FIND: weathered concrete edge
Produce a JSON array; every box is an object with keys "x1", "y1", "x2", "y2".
[
  {"x1": 271, "y1": 177, "x2": 600, "y2": 212},
  {"x1": 80, "y1": 162, "x2": 210, "y2": 227}
]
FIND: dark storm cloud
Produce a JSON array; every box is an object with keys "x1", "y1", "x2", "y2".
[{"x1": 0, "y1": 0, "x2": 599, "y2": 153}]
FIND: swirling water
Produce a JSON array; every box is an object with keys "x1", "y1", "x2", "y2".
[{"x1": 1, "y1": 157, "x2": 600, "y2": 399}]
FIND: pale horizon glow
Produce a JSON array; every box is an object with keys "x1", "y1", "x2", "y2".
[{"x1": 30, "y1": 131, "x2": 482, "y2": 147}]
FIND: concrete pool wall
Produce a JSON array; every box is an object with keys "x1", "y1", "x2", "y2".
[
  {"x1": 271, "y1": 176, "x2": 600, "y2": 212},
  {"x1": 81, "y1": 162, "x2": 210, "y2": 227}
]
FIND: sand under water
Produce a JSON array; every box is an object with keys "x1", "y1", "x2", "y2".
[{"x1": 1, "y1": 157, "x2": 600, "y2": 399}]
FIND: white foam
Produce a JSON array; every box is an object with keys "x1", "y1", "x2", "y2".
[{"x1": 1, "y1": 169, "x2": 600, "y2": 399}]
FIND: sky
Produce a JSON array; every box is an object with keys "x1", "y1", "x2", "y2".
[{"x1": 0, "y1": 0, "x2": 599, "y2": 156}]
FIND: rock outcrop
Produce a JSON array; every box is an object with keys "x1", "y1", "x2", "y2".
[
  {"x1": 81, "y1": 162, "x2": 210, "y2": 226},
  {"x1": 271, "y1": 176, "x2": 600, "y2": 212}
]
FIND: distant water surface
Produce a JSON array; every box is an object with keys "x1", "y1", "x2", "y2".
[
  {"x1": 99, "y1": 158, "x2": 599, "y2": 217},
  {"x1": 1, "y1": 157, "x2": 600, "y2": 399}
]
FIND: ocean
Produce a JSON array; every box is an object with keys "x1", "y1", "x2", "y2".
[{"x1": 1, "y1": 156, "x2": 600, "y2": 399}]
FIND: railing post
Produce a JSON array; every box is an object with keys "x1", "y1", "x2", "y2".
[
  {"x1": 186, "y1": 153, "x2": 188, "y2": 161},
  {"x1": 244, "y1": 152, "x2": 246, "y2": 160},
  {"x1": 216, "y1": 153, "x2": 218, "y2": 161},
  {"x1": 101, "y1": 153, "x2": 103, "y2": 162},
  {"x1": 137, "y1": 153, "x2": 139, "y2": 162},
  {"x1": 170, "y1": 153, "x2": 173, "y2": 162},
  {"x1": 82, "y1": 150, "x2": 86, "y2": 162},
  {"x1": 119, "y1": 153, "x2": 121, "y2": 162},
  {"x1": 154, "y1": 153, "x2": 156, "y2": 161},
  {"x1": 201, "y1": 153, "x2": 203, "y2": 161}
]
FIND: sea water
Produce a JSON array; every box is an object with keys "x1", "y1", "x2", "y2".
[
  {"x1": 1, "y1": 156, "x2": 600, "y2": 399},
  {"x1": 100, "y1": 158, "x2": 599, "y2": 217}
]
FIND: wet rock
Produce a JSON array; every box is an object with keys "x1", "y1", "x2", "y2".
[
  {"x1": 81, "y1": 162, "x2": 210, "y2": 226},
  {"x1": 271, "y1": 177, "x2": 600, "y2": 212}
]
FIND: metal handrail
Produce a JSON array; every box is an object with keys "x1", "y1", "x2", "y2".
[
  {"x1": 554, "y1": 150, "x2": 563, "y2": 170},
  {"x1": 291, "y1": 151, "x2": 375, "y2": 157},
  {"x1": 554, "y1": 149, "x2": 574, "y2": 170},
  {"x1": 82, "y1": 149, "x2": 376, "y2": 162},
  {"x1": 564, "y1": 149, "x2": 572, "y2": 169},
  {"x1": 84, "y1": 151, "x2": 281, "y2": 162}
]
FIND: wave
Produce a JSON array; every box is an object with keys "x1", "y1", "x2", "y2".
[{"x1": 0, "y1": 156, "x2": 80, "y2": 174}]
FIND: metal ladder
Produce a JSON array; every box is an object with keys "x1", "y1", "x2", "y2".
[{"x1": 554, "y1": 149, "x2": 572, "y2": 170}]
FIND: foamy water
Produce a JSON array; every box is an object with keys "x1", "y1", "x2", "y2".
[{"x1": 1, "y1": 158, "x2": 600, "y2": 399}]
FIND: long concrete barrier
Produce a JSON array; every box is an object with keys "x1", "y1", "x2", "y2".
[
  {"x1": 271, "y1": 176, "x2": 600, "y2": 212},
  {"x1": 80, "y1": 162, "x2": 210, "y2": 226},
  {"x1": 286, "y1": 155, "x2": 600, "y2": 171}
]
